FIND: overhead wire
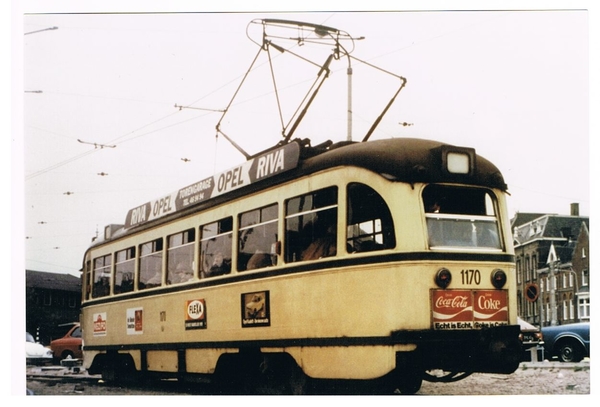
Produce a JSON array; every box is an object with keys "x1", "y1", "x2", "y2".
[{"x1": 26, "y1": 11, "x2": 449, "y2": 182}]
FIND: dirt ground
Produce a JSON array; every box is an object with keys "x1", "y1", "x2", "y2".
[{"x1": 23, "y1": 360, "x2": 591, "y2": 396}]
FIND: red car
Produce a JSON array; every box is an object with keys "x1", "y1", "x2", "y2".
[{"x1": 50, "y1": 323, "x2": 83, "y2": 361}]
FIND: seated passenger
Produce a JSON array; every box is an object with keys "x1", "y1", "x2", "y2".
[
  {"x1": 301, "y1": 235, "x2": 336, "y2": 260},
  {"x1": 205, "y1": 252, "x2": 230, "y2": 277},
  {"x1": 145, "y1": 271, "x2": 162, "y2": 287},
  {"x1": 169, "y1": 262, "x2": 193, "y2": 284},
  {"x1": 246, "y1": 252, "x2": 274, "y2": 270},
  {"x1": 301, "y1": 212, "x2": 337, "y2": 261}
]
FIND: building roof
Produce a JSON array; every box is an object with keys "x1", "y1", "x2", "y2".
[
  {"x1": 26, "y1": 270, "x2": 81, "y2": 293},
  {"x1": 513, "y1": 215, "x2": 589, "y2": 245},
  {"x1": 510, "y1": 212, "x2": 552, "y2": 229}
]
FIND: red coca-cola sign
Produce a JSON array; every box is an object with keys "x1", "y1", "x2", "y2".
[
  {"x1": 432, "y1": 290, "x2": 474, "y2": 330},
  {"x1": 473, "y1": 290, "x2": 508, "y2": 325},
  {"x1": 432, "y1": 290, "x2": 508, "y2": 330}
]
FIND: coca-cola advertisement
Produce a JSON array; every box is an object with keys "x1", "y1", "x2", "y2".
[
  {"x1": 473, "y1": 290, "x2": 508, "y2": 327},
  {"x1": 432, "y1": 289, "x2": 508, "y2": 330},
  {"x1": 432, "y1": 290, "x2": 474, "y2": 330}
]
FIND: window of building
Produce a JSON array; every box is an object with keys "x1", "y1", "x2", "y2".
[
  {"x1": 43, "y1": 290, "x2": 51, "y2": 306},
  {"x1": 541, "y1": 304, "x2": 545, "y2": 324},
  {"x1": 285, "y1": 187, "x2": 338, "y2": 262},
  {"x1": 239, "y1": 204, "x2": 279, "y2": 271},
  {"x1": 93, "y1": 254, "x2": 111, "y2": 298},
  {"x1": 346, "y1": 183, "x2": 395, "y2": 253},
  {"x1": 578, "y1": 296, "x2": 590, "y2": 319},
  {"x1": 569, "y1": 297, "x2": 575, "y2": 321},
  {"x1": 68, "y1": 293, "x2": 77, "y2": 308},
  {"x1": 167, "y1": 229, "x2": 195, "y2": 285},
  {"x1": 139, "y1": 238, "x2": 163, "y2": 289},
  {"x1": 582, "y1": 269, "x2": 588, "y2": 286},
  {"x1": 200, "y1": 217, "x2": 232, "y2": 278},
  {"x1": 569, "y1": 272, "x2": 574, "y2": 288},
  {"x1": 114, "y1": 247, "x2": 135, "y2": 294}
]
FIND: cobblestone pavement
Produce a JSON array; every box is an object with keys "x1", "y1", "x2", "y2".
[
  {"x1": 23, "y1": 360, "x2": 591, "y2": 396},
  {"x1": 419, "y1": 360, "x2": 590, "y2": 395}
]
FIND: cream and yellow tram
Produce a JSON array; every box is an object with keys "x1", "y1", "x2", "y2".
[{"x1": 80, "y1": 137, "x2": 522, "y2": 394}]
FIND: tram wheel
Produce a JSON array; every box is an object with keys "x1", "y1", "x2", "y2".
[
  {"x1": 99, "y1": 353, "x2": 138, "y2": 384},
  {"x1": 376, "y1": 369, "x2": 422, "y2": 395},
  {"x1": 259, "y1": 354, "x2": 308, "y2": 395},
  {"x1": 214, "y1": 352, "x2": 308, "y2": 394},
  {"x1": 390, "y1": 372, "x2": 422, "y2": 395}
]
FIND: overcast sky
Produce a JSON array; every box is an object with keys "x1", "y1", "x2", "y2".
[{"x1": 12, "y1": 3, "x2": 593, "y2": 278}]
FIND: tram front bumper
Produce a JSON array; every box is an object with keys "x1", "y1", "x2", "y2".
[{"x1": 392, "y1": 324, "x2": 522, "y2": 374}]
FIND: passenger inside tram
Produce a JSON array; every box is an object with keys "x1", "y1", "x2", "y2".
[
  {"x1": 206, "y1": 251, "x2": 231, "y2": 277},
  {"x1": 301, "y1": 210, "x2": 337, "y2": 260},
  {"x1": 169, "y1": 262, "x2": 194, "y2": 284}
]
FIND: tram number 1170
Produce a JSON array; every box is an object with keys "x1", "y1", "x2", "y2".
[{"x1": 461, "y1": 269, "x2": 481, "y2": 285}]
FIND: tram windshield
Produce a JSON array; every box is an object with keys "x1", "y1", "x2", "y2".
[{"x1": 423, "y1": 185, "x2": 502, "y2": 251}]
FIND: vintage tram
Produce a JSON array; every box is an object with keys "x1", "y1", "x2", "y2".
[
  {"x1": 79, "y1": 18, "x2": 521, "y2": 394},
  {"x1": 80, "y1": 136, "x2": 521, "y2": 394}
]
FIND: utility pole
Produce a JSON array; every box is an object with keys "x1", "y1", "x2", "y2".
[{"x1": 347, "y1": 64, "x2": 353, "y2": 141}]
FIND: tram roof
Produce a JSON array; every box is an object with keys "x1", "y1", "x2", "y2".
[
  {"x1": 90, "y1": 137, "x2": 507, "y2": 247},
  {"x1": 299, "y1": 137, "x2": 507, "y2": 191}
]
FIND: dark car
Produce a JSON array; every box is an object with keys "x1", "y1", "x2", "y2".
[
  {"x1": 517, "y1": 317, "x2": 543, "y2": 349},
  {"x1": 517, "y1": 317, "x2": 544, "y2": 362},
  {"x1": 541, "y1": 322, "x2": 590, "y2": 363},
  {"x1": 50, "y1": 323, "x2": 83, "y2": 361}
]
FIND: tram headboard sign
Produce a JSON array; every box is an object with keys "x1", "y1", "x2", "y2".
[{"x1": 124, "y1": 142, "x2": 300, "y2": 229}]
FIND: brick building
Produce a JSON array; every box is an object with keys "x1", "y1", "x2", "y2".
[
  {"x1": 512, "y1": 204, "x2": 589, "y2": 327},
  {"x1": 25, "y1": 270, "x2": 82, "y2": 345}
]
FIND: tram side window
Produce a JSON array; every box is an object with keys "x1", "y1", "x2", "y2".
[
  {"x1": 285, "y1": 187, "x2": 338, "y2": 262},
  {"x1": 114, "y1": 247, "x2": 135, "y2": 294},
  {"x1": 423, "y1": 185, "x2": 502, "y2": 250},
  {"x1": 92, "y1": 254, "x2": 111, "y2": 298},
  {"x1": 167, "y1": 229, "x2": 195, "y2": 284},
  {"x1": 238, "y1": 204, "x2": 279, "y2": 271},
  {"x1": 200, "y1": 217, "x2": 232, "y2": 278},
  {"x1": 347, "y1": 183, "x2": 395, "y2": 252},
  {"x1": 84, "y1": 260, "x2": 91, "y2": 300},
  {"x1": 138, "y1": 238, "x2": 164, "y2": 289}
]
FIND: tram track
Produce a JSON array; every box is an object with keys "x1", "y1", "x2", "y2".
[{"x1": 25, "y1": 360, "x2": 590, "y2": 395}]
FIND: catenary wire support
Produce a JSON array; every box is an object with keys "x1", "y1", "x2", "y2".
[{"x1": 214, "y1": 18, "x2": 407, "y2": 159}]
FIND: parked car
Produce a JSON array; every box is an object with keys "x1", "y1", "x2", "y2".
[
  {"x1": 50, "y1": 323, "x2": 83, "y2": 361},
  {"x1": 517, "y1": 317, "x2": 543, "y2": 349},
  {"x1": 541, "y1": 322, "x2": 590, "y2": 362},
  {"x1": 517, "y1": 317, "x2": 544, "y2": 362},
  {"x1": 26, "y1": 332, "x2": 53, "y2": 365}
]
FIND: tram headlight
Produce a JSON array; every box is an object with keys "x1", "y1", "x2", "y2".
[
  {"x1": 440, "y1": 145, "x2": 475, "y2": 177},
  {"x1": 435, "y1": 268, "x2": 452, "y2": 289},
  {"x1": 491, "y1": 269, "x2": 507, "y2": 289}
]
